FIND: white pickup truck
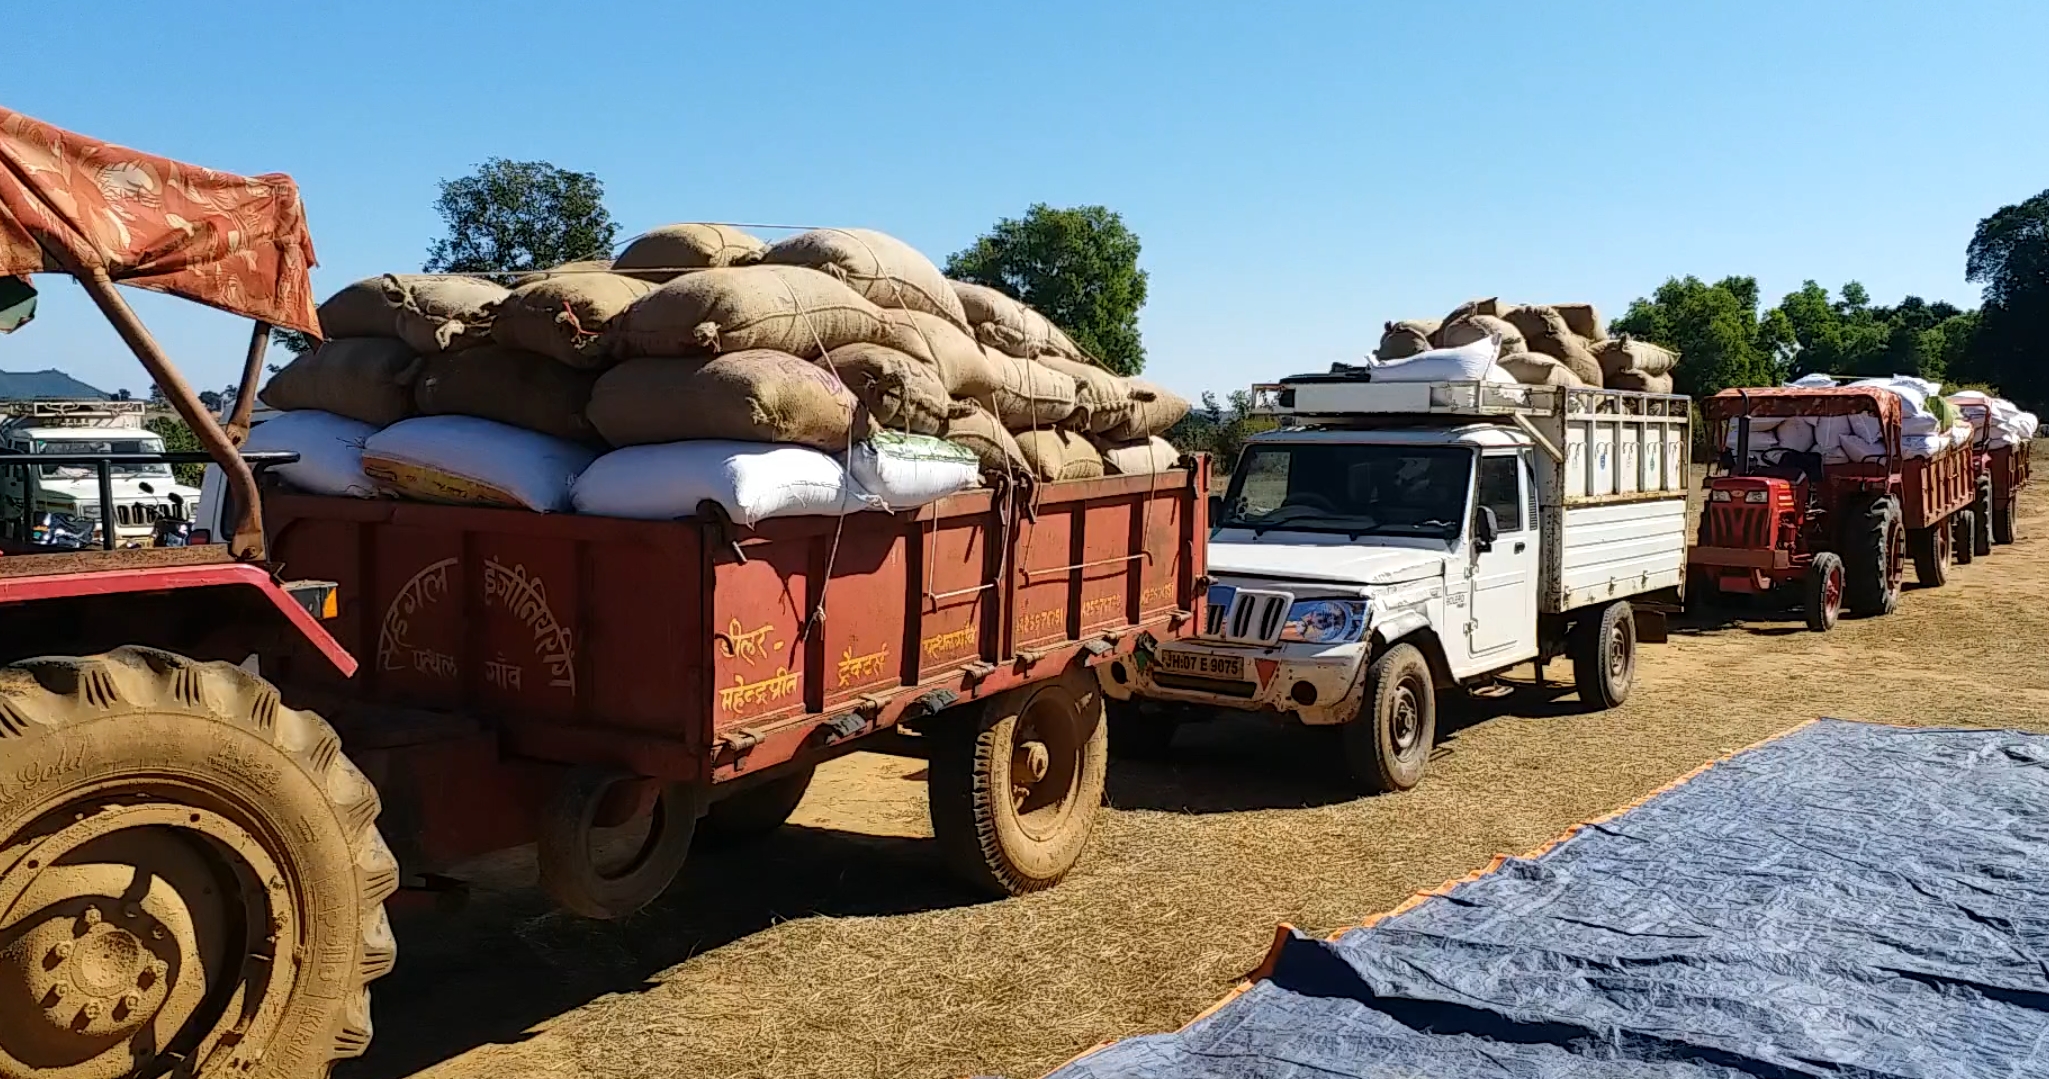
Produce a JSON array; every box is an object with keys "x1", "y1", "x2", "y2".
[{"x1": 1100, "y1": 375, "x2": 1692, "y2": 791}]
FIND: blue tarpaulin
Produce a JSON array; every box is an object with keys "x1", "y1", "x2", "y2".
[{"x1": 1045, "y1": 720, "x2": 2049, "y2": 1078}]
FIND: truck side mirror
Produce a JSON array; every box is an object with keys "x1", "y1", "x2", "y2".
[{"x1": 1474, "y1": 506, "x2": 1499, "y2": 551}]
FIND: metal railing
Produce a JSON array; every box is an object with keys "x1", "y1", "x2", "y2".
[{"x1": 0, "y1": 450, "x2": 298, "y2": 551}]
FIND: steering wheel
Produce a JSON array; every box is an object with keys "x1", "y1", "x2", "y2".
[
  {"x1": 1758, "y1": 447, "x2": 1799, "y2": 468},
  {"x1": 1283, "y1": 491, "x2": 1339, "y2": 513}
]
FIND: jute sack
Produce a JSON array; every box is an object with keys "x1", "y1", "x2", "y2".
[
  {"x1": 1376, "y1": 320, "x2": 1437, "y2": 361},
  {"x1": 1437, "y1": 314, "x2": 1526, "y2": 357},
  {"x1": 750, "y1": 228, "x2": 969, "y2": 328},
  {"x1": 823, "y1": 342, "x2": 969, "y2": 436},
  {"x1": 493, "y1": 272, "x2": 654, "y2": 368},
  {"x1": 1553, "y1": 302, "x2": 1604, "y2": 342},
  {"x1": 608, "y1": 266, "x2": 889, "y2": 359},
  {"x1": 506, "y1": 259, "x2": 615, "y2": 290},
  {"x1": 940, "y1": 403, "x2": 1030, "y2": 476},
  {"x1": 317, "y1": 277, "x2": 405, "y2": 339},
  {"x1": 876, "y1": 309, "x2": 1004, "y2": 398},
  {"x1": 1096, "y1": 436, "x2": 1180, "y2": 475},
  {"x1": 1594, "y1": 335, "x2": 1679, "y2": 380},
  {"x1": 413, "y1": 345, "x2": 600, "y2": 444},
  {"x1": 1032, "y1": 354, "x2": 1133, "y2": 435},
  {"x1": 1605, "y1": 369, "x2": 1674, "y2": 394},
  {"x1": 1014, "y1": 428, "x2": 1106, "y2": 482},
  {"x1": 1497, "y1": 351, "x2": 1586, "y2": 388},
  {"x1": 587, "y1": 351, "x2": 869, "y2": 451},
  {"x1": 1098, "y1": 379, "x2": 1191, "y2": 442},
  {"x1": 1504, "y1": 306, "x2": 1602, "y2": 386},
  {"x1": 260, "y1": 337, "x2": 422, "y2": 427},
  {"x1": 949, "y1": 280, "x2": 1082, "y2": 360},
  {"x1": 613, "y1": 224, "x2": 766, "y2": 282},
  {"x1": 1441, "y1": 297, "x2": 1516, "y2": 327},
  {"x1": 978, "y1": 354, "x2": 1080, "y2": 430},
  {"x1": 386, "y1": 275, "x2": 508, "y2": 355}
]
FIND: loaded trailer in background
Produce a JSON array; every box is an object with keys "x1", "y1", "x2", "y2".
[
  {"x1": 1950, "y1": 392, "x2": 2033, "y2": 548},
  {"x1": 1690, "y1": 386, "x2": 1975, "y2": 631},
  {"x1": 1098, "y1": 376, "x2": 1690, "y2": 792}
]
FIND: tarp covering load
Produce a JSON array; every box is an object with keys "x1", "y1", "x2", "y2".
[
  {"x1": 0, "y1": 106, "x2": 320, "y2": 335},
  {"x1": 1041, "y1": 720, "x2": 2049, "y2": 1079}
]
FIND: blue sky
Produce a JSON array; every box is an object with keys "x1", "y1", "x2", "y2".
[{"x1": 6, "y1": 0, "x2": 2045, "y2": 401}]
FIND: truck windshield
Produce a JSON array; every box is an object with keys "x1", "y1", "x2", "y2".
[
  {"x1": 34, "y1": 439, "x2": 173, "y2": 479},
  {"x1": 1221, "y1": 443, "x2": 1473, "y2": 539}
]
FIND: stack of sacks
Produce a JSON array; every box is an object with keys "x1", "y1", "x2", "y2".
[
  {"x1": 258, "y1": 225, "x2": 1189, "y2": 524},
  {"x1": 1737, "y1": 375, "x2": 1975, "y2": 463},
  {"x1": 1373, "y1": 297, "x2": 1674, "y2": 392},
  {"x1": 1948, "y1": 390, "x2": 2038, "y2": 449}
]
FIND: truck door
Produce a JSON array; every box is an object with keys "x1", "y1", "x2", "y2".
[{"x1": 1467, "y1": 450, "x2": 1538, "y2": 660}]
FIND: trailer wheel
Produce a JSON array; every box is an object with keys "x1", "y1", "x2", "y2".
[
  {"x1": 1341, "y1": 643, "x2": 1436, "y2": 793},
  {"x1": 1106, "y1": 698, "x2": 1178, "y2": 761},
  {"x1": 1994, "y1": 495, "x2": 2018, "y2": 546},
  {"x1": 0, "y1": 647, "x2": 397, "y2": 1079},
  {"x1": 699, "y1": 766, "x2": 816, "y2": 845},
  {"x1": 1973, "y1": 475, "x2": 1995, "y2": 556},
  {"x1": 537, "y1": 767, "x2": 697, "y2": 919},
  {"x1": 1953, "y1": 510, "x2": 1977, "y2": 566},
  {"x1": 929, "y1": 672, "x2": 1107, "y2": 896},
  {"x1": 1843, "y1": 494, "x2": 1903, "y2": 616},
  {"x1": 1571, "y1": 601, "x2": 1637, "y2": 710},
  {"x1": 1909, "y1": 522, "x2": 1952, "y2": 587},
  {"x1": 1805, "y1": 552, "x2": 1845, "y2": 632}
]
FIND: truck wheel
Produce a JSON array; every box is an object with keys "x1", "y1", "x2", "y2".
[
  {"x1": 1805, "y1": 552, "x2": 1845, "y2": 632},
  {"x1": 1973, "y1": 475, "x2": 1995, "y2": 556},
  {"x1": 1994, "y1": 496, "x2": 2018, "y2": 546},
  {"x1": 1952, "y1": 510, "x2": 1977, "y2": 566},
  {"x1": 699, "y1": 765, "x2": 816, "y2": 845},
  {"x1": 1341, "y1": 644, "x2": 1435, "y2": 793},
  {"x1": 1106, "y1": 698, "x2": 1178, "y2": 761},
  {"x1": 538, "y1": 767, "x2": 698, "y2": 919},
  {"x1": 1909, "y1": 523, "x2": 1951, "y2": 587},
  {"x1": 1571, "y1": 601, "x2": 1637, "y2": 710},
  {"x1": 1843, "y1": 495, "x2": 1903, "y2": 616},
  {"x1": 0, "y1": 647, "x2": 397, "y2": 1079},
  {"x1": 929, "y1": 672, "x2": 1107, "y2": 896}
]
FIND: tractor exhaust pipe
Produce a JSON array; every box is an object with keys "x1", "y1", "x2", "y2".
[{"x1": 1734, "y1": 389, "x2": 1752, "y2": 478}]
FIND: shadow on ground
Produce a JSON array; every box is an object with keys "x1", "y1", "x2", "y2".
[{"x1": 341, "y1": 824, "x2": 987, "y2": 1079}]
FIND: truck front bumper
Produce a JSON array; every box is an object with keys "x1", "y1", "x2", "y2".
[{"x1": 1102, "y1": 637, "x2": 1367, "y2": 726}]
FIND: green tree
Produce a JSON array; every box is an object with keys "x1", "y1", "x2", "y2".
[
  {"x1": 271, "y1": 328, "x2": 316, "y2": 359},
  {"x1": 1610, "y1": 275, "x2": 1785, "y2": 398},
  {"x1": 946, "y1": 204, "x2": 1149, "y2": 375},
  {"x1": 1965, "y1": 189, "x2": 2049, "y2": 408},
  {"x1": 1166, "y1": 390, "x2": 1274, "y2": 474},
  {"x1": 423, "y1": 158, "x2": 618, "y2": 275},
  {"x1": 144, "y1": 416, "x2": 204, "y2": 486}
]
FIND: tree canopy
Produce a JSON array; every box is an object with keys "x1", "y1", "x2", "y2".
[
  {"x1": 1609, "y1": 275, "x2": 1788, "y2": 398},
  {"x1": 1965, "y1": 189, "x2": 2049, "y2": 407},
  {"x1": 423, "y1": 158, "x2": 618, "y2": 275},
  {"x1": 947, "y1": 204, "x2": 1149, "y2": 375}
]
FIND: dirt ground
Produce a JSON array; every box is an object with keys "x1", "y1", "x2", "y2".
[{"x1": 345, "y1": 468, "x2": 2049, "y2": 1079}]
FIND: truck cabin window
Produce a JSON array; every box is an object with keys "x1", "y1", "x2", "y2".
[
  {"x1": 1476, "y1": 454, "x2": 1524, "y2": 532},
  {"x1": 1221, "y1": 443, "x2": 1473, "y2": 539},
  {"x1": 33, "y1": 438, "x2": 173, "y2": 479}
]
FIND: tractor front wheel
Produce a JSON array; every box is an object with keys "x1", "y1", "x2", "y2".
[
  {"x1": 0, "y1": 647, "x2": 397, "y2": 1079},
  {"x1": 1805, "y1": 551, "x2": 1845, "y2": 632}
]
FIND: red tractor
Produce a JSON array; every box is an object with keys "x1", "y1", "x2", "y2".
[{"x1": 1688, "y1": 386, "x2": 1974, "y2": 631}]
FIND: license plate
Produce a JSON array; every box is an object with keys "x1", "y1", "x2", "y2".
[{"x1": 1157, "y1": 648, "x2": 1245, "y2": 679}]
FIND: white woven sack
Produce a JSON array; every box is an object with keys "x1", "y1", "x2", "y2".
[
  {"x1": 361, "y1": 417, "x2": 597, "y2": 513},
  {"x1": 847, "y1": 432, "x2": 981, "y2": 510},
  {"x1": 1368, "y1": 336, "x2": 1511, "y2": 383},
  {"x1": 243, "y1": 410, "x2": 380, "y2": 497},
  {"x1": 572, "y1": 441, "x2": 879, "y2": 527}
]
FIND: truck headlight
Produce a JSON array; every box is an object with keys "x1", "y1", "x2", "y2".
[{"x1": 1280, "y1": 599, "x2": 1368, "y2": 644}]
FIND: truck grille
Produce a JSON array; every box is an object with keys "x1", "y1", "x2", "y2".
[
  {"x1": 1202, "y1": 585, "x2": 1293, "y2": 645},
  {"x1": 114, "y1": 502, "x2": 182, "y2": 526}
]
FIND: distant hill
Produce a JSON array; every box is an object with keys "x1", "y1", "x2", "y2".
[{"x1": 0, "y1": 369, "x2": 109, "y2": 400}]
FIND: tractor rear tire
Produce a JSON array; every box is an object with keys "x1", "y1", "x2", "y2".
[
  {"x1": 1571, "y1": 600, "x2": 1637, "y2": 710},
  {"x1": 1805, "y1": 551, "x2": 1845, "y2": 632},
  {"x1": 1341, "y1": 644, "x2": 1436, "y2": 793},
  {"x1": 929, "y1": 671, "x2": 1107, "y2": 897},
  {"x1": 1953, "y1": 510, "x2": 1977, "y2": 566},
  {"x1": 1909, "y1": 523, "x2": 1952, "y2": 587},
  {"x1": 1994, "y1": 495, "x2": 2019, "y2": 546},
  {"x1": 699, "y1": 765, "x2": 816, "y2": 845},
  {"x1": 0, "y1": 647, "x2": 397, "y2": 1079},
  {"x1": 1843, "y1": 494, "x2": 1903, "y2": 617},
  {"x1": 1973, "y1": 475, "x2": 1995, "y2": 556}
]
